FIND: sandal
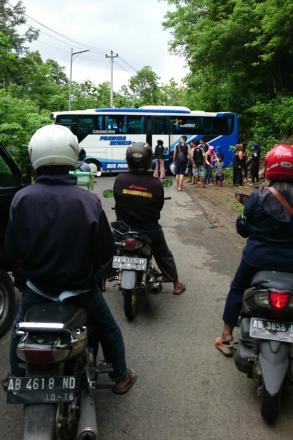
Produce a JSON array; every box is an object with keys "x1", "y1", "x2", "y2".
[
  {"x1": 113, "y1": 368, "x2": 137, "y2": 395},
  {"x1": 214, "y1": 337, "x2": 233, "y2": 358},
  {"x1": 173, "y1": 282, "x2": 185, "y2": 295}
]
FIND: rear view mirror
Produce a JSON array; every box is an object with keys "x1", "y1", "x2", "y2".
[
  {"x1": 162, "y1": 178, "x2": 172, "y2": 188},
  {"x1": 235, "y1": 193, "x2": 249, "y2": 205},
  {"x1": 103, "y1": 189, "x2": 114, "y2": 198}
]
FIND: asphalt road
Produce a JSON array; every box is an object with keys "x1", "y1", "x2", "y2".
[{"x1": 0, "y1": 176, "x2": 293, "y2": 440}]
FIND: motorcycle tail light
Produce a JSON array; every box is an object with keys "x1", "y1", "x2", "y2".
[
  {"x1": 121, "y1": 238, "x2": 142, "y2": 251},
  {"x1": 21, "y1": 348, "x2": 56, "y2": 367},
  {"x1": 269, "y1": 290, "x2": 289, "y2": 310}
]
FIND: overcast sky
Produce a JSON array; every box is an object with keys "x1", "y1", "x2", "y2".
[{"x1": 14, "y1": 0, "x2": 188, "y2": 90}]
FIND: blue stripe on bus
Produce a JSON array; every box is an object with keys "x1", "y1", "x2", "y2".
[{"x1": 94, "y1": 108, "x2": 191, "y2": 114}]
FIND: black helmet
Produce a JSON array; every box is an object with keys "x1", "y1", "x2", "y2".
[{"x1": 126, "y1": 142, "x2": 152, "y2": 172}]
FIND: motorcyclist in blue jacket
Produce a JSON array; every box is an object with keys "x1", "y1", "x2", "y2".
[
  {"x1": 5, "y1": 124, "x2": 136, "y2": 393},
  {"x1": 215, "y1": 144, "x2": 293, "y2": 356}
]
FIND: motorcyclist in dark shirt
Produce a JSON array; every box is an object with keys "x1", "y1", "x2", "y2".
[
  {"x1": 114, "y1": 142, "x2": 185, "y2": 295},
  {"x1": 215, "y1": 144, "x2": 293, "y2": 356},
  {"x1": 5, "y1": 124, "x2": 136, "y2": 393}
]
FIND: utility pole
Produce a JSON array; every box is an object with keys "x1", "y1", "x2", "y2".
[
  {"x1": 105, "y1": 50, "x2": 118, "y2": 108},
  {"x1": 68, "y1": 48, "x2": 90, "y2": 111}
]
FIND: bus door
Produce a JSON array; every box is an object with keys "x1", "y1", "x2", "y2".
[{"x1": 147, "y1": 117, "x2": 170, "y2": 156}]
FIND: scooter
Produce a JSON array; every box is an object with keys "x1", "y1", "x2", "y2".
[
  {"x1": 111, "y1": 220, "x2": 164, "y2": 321},
  {"x1": 233, "y1": 193, "x2": 293, "y2": 424},
  {"x1": 5, "y1": 301, "x2": 113, "y2": 440}
]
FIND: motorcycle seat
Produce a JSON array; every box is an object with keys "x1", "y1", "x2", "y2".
[
  {"x1": 251, "y1": 270, "x2": 293, "y2": 292},
  {"x1": 24, "y1": 303, "x2": 87, "y2": 329}
]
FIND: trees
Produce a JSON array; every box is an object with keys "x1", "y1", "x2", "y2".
[
  {"x1": 127, "y1": 66, "x2": 161, "y2": 106},
  {"x1": 163, "y1": 0, "x2": 293, "y2": 149}
]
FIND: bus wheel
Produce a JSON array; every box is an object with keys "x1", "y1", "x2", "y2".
[
  {"x1": 86, "y1": 159, "x2": 102, "y2": 176},
  {"x1": 85, "y1": 159, "x2": 101, "y2": 172}
]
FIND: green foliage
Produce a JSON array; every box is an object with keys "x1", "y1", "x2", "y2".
[
  {"x1": 163, "y1": 0, "x2": 293, "y2": 143},
  {"x1": 249, "y1": 96, "x2": 293, "y2": 153},
  {"x1": 127, "y1": 66, "x2": 161, "y2": 106},
  {"x1": 0, "y1": 90, "x2": 50, "y2": 170}
]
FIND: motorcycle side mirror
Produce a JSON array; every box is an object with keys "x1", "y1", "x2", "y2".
[
  {"x1": 235, "y1": 193, "x2": 249, "y2": 205},
  {"x1": 162, "y1": 178, "x2": 172, "y2": 188},
  {"x1": 103, "y1": 189, "x2": 114, "y2": 198}
]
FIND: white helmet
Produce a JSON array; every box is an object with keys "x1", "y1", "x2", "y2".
[{"x1": 28, "y1": 124, "x2": 79, "y2": 170}]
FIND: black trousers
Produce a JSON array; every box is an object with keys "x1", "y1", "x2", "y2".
[{"x1": 140, "y1": 227, "x2": 178, "y2": 282}]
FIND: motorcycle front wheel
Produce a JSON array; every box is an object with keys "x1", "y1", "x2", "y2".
[
  {"x1": 260, "y1": 380, "x2": 281, "y2": 424},
  {"x1": 123, "y1": 289, "x2": 137, "y2": 321}
]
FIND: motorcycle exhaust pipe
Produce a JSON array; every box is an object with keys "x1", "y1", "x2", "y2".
[{"x1": 76, "y1": 391, "x2": 98, "y2": 440}]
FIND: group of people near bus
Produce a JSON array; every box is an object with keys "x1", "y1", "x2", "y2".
[
  {"x1": 154, "y1": 136, "x2": 225, "y2": 191},
  {"x1": 153, "y1": 137, "x2": 261, "y2": 189}
]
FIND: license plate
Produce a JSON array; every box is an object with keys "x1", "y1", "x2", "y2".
[
  {"x1": 112, "y1": 255, "x2": 147, "y2": 271},
  {"x1": 7, "y1": 376, "x2": 77, "y2": 404},
  {"x1": 250, "y1": 317, "x2": 293, "y2": 343}
]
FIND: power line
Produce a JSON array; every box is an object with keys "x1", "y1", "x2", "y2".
[
  {"x1": 119, "y1": 56, "x2": 138, "y2": 73},
  {"x1": 8, "y1": 2, "x2": 140, "y2": 79}
]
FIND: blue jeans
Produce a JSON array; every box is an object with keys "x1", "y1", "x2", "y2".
[{"x1": 10, "y1": 286, "x2": 127, "y2": 382}]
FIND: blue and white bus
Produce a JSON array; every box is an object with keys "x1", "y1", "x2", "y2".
[{"x1": 52, "y1": 106, "x2": 238, "y2": 172}]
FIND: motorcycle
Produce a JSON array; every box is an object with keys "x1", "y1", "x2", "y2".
[
  {"x1": 233, "y1": 193, "x2": 293, "y2": 424},
  {"x1": 111, "y1": 220, "x2": 165, "y2": 321},
  {"x1": 103, "y1": 179, "x2": 172, "y2": 321},
  {"x1": 5, "y1": 301, "x2": 113, "y2": 440}
]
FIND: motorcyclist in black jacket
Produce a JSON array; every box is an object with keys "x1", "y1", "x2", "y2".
[
  {"x1": 113, "y1": 142, "x2": 185, "y2": 295},
  {"x1": 215, "y1": 144, "x2": 293, "y2": 356},
  {"x1": 5, "y1": 124, "x2": 136, "y2": 393}
]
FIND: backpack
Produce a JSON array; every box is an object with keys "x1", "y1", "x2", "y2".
[
  {"x1": 193, "y1": 147, "x2": 204, "y2": 165},
  {"x1": 176, "y1": 144, "x2": 186, "y2": 161}
]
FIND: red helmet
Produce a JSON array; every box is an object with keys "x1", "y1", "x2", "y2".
[{"x1": 265, "y1": 144, "x2": 293, "y2": 181}]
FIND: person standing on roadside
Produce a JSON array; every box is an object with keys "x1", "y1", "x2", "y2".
[
  {"x1": 153, "y1": 139, "x2": 166, "y2": 180},
  {"x1": 233, "y1": 149, "x2": 245, "y2": 186},
  {"x1": 191, "y1": 140, "x2": 205, "y2": 184},
  {"x1": 250, "y1": 143, "x2": 261, "y2": 183},
  {"x1": 173, "y1": 135, "x2": 189, "y2": 191},
  {"x1": 214, "y1": 155, "x2": 225, "y2": 187},
  {"x1": 199, "y1": 138, "x2": 209, "y2": 153}
]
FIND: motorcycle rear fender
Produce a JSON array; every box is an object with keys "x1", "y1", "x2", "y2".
[
  {"x1": 259, "y1": 341, "x2": 289, "y2": 396},
  {"x1": 121, "y1": 270, "x2": 137, "y2": 290}
]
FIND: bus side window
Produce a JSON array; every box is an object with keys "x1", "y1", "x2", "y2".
[
  {"x1": 151, "y1": 117, "x2": 168, "y2": 134},
  {"x1": 169, "y1": 117, "x2": 201, "y2": 134},
  {"x1": 105, "y1": 116, "x2": 125, "y2": 134},
  {"x1": 125, "y1": 116, "x2": 144, "y2": 134},
  {"x1": 55, "y1": 115, "x2": 78, "y2": 136},
  {"x1": 77, "y1": 117, "x2": 95, "y2": 138}
]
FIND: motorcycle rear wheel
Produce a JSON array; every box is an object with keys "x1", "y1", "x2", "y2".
[
  {"x1": 23, "y1": 403, "x2": 56, "y2": 440},
  {"x1": 123, "y1": 289, "x2": 137, "y2": 321},
  {"x1": 260, "y1": 380, "x2": 281, "y2": 424}
]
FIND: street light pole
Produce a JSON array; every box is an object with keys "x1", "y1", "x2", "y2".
[
  {"x1": 68, "y1": 48, "x2": 90, "y2": 111},
  {"x1": 105, "y1": 50, "x2": 118, "y2": 108}
]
